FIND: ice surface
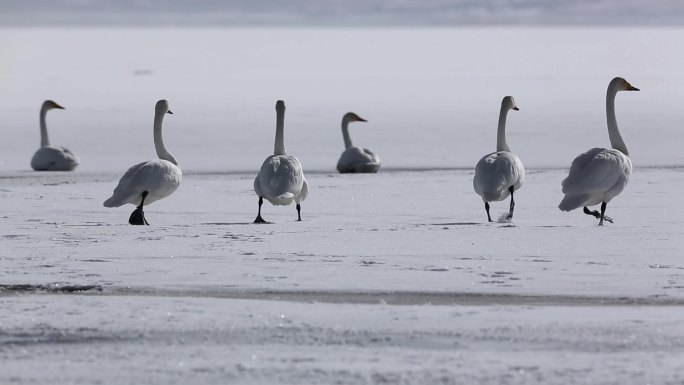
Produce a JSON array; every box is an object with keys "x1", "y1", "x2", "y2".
[{"x1": 2, "y1": 28, "x2": 684, "y2": 384}]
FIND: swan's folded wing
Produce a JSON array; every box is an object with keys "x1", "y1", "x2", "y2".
[
  {"x1": 561, "y1": 148, "x2": 629, "y2": 195},
  {"x1": 474, "y1": 152, "x2": 522, "y2": 195},
  {"x1": 104, "y1": 161, "x2": 155, "y2": 206}
]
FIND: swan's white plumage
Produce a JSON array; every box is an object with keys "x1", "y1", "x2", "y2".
[
  {"x1": 559, "y1": 148, "x2": 631, "y2": 210},
  {"x1": 31, "y1": 146, "x2": 80, "y2": 171},
  {"x1": 104, "y1": 159, "x2": 181, "y2": 207},
  {"x1": 31, "y1": 100, "x2": 80, "y2": 171},
  {"x1": 254, "y1": 155, "x2": 308, "y2": 206},
  {"x1": 337, "y1": 147, "x2": 381, "y2": 173},
  {"x1": 103, "y1": 100, "x2": 182, "y2": 210},
  {"x1": 473, "y1": 96, "x2": 524, "y2": 208},
  {"x1": 254, "y1": 100, "x2": 308, "y2": 209},
  {"x1": 336, "y1": 112, "x2": 381, "y2": 173},
  {"x1": 558, "y1": 77, "x2": 638, "y2": 215},
  {"x1": 474, "y1": 151, "x2": 525, "y2": 202}
]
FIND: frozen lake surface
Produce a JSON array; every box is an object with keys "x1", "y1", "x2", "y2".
[{"x1": 2, "y1": 28, "x2": 684, "y2": 383}]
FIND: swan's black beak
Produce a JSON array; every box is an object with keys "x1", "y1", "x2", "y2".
[
  {"x1": 628, "y1": 85, "x2": 640, "y2": 91},
  {"x1": 54, "y1": 104, "x2": 65, "y2": 110},
  {"x1": 167, "y1": 110, "x2": 174, "y2": 114},
  {"x1": 358, "y1": 118, "x2": 368, "y2": 122},
  {"x1": 513, "y1": 106, "x2": 519, "y2": 111}
]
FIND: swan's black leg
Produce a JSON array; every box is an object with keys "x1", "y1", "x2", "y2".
[
  {"x1": 129, "y1": 191, "x2": 149, "y2": 226},
  {"x1": 296, "y1": 204, "x2": 302, "y2": 222},
  {"x1": 506, "y1": 186, "x2": 515, "y2": 220},
  {"x1": 583, "y1": 205, "x2": 613, "y2": 225},
  {"x1": 485, "y1": 202, "x2": 492, "y2": 222},
  {"x1": 254, "y1": 197, "x2": 267, "y2": 223}
]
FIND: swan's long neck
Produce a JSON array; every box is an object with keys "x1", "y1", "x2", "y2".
[
  {"x1": 496, "y1": 105, "x2": 510, "y2": 152},
  {"x1": 39, "y1": 106, "x2": 50, "y2": 147},
  {"x1": 154, "y1": 111, "x2": 178, "y2": 165},
  {"x1": 341, "y1": 117, "x2": 353, "y2": 149},
  {"x1": 606, "y1": 86, "x2": 629, "y2": 156},
  {"x1": 274, "y1": 107, "x2": 286, "y2": 155}
]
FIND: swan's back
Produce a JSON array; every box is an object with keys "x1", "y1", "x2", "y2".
[
  {"x1": 31, "y1": 146, "x2": 80, "y2": 171},
  {"x1": 337, "y1": 146, "x2": 381, "y2": 173},
  {"x1": 473, "y1": 151, "x2": 525, "y2": 202},
  {"x1": 104, "y1": 159, "x2": 182, "y2": 207},
  {"x1": 559, "y1": 148, "x2": 631, "y2": 211},
  {"x1": 255, "y1": 155, "x2": 307, "y2": 205}
]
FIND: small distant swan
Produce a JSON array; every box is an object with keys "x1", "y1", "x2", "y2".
[
  {"x1": 103, "y1": 100, "x2": 182, "y2": 225},
  {"x1": 559, "y1": 77, "x2": 639, "y2": 225},
  {"x1": 473, "y1": 96, "x2": 525, "y2": 222},
  {"x1": 30, "y1": 100, "x2": 80, "y2": 171},
  {"x1": 253, "y1": 100, "x2": 308, "y2": 223},
  {"x1": 336, "y1": 112, "x2": 381, "y2": 173}
]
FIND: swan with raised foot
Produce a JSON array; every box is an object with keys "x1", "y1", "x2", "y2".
[
  {"x1": 30, "y1": 100, "x2": 80, "y2": 171},
  {"x1": 103, "y1": 100, "x2": 182, "y2": 225},
  {"x1": 253, "y1": 100, "x2": 308, "y2": 223},
  {"x1": 558, "y1": 77, "x2": 638, "y2": 226},
  {"x1": 473, "y1": 96, "x2": 525, "y2": 222},
  {"x1": 336, "y1": 112, "x2": 381, "y2": 173}
]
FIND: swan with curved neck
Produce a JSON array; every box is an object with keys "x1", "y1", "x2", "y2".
[
  {"x1": 103, "y1": 99, "x2": 182, "y2": 225},
  {"x1": 336, "y1": 112, "x2": 381, "y2": 173},
  {"x1": 253, "y1": 100, "x2": 308, "y2": 223},
  {"x1": 30, "y1": 100, "x2": 80, "y2": 171},
  {"x1": 559, "y1": 77, "x2": 639, "y2": 225},
  {"x1": 473, "y1": 96, "x2": 525, "y2": 222}
]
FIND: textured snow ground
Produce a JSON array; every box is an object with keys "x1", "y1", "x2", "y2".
[
  {"x1": 2, "y1": 168, "x2": 684, "y2": 384},
  {"x1": 2, "y1": 27, "x2": 684, "y2": 383}
]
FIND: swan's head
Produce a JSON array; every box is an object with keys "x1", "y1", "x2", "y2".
[
  {"x1": 502, "y1": 96, "x2": 519, "y2": 111},
  {"x1": 343, "y1": 112, "x2": 367, "y2": 123},
  {"x1": 155, "y1": 99, "x2": 173, "y2": 115},
  {"x1": 276, "y1": 100, "x2": 285, "y2": 112},
  {"x1": 42, "y1": 100, "x2": 65, "y2": 111},
  {"x1": 611, "y1": 77, "x2": 639, "y2": 92}
]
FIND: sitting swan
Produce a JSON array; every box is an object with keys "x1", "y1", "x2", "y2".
[
  {"x1": 103, "y1": 100, "x2": 182, "y2": 225},
  {"x1": 253, "y1": 100, "x2": 308, "y2": 223},
  {"x1": 473, "y1": 96, "x2": 525, "y2": 222},
  {"x1": 559, "y1": 77, "x2": 639, "y2": 225},
  {"x1": 30, "y1": 100, "x2": 80, "y2": 171},
  {"x1": 336, "y1": 112, "x2": 381, "y2": 173}
]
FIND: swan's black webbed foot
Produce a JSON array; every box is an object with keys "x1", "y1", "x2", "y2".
[
  {"x1": 129, "y1": 207, "x2": 149, "y2": 225},
  {"x1": 129, "y1": 191, "x2": 149, "y2": 226},
  {"x1": 583, "y1": 205, "x2": 613, "y2": 225},
  {"x1": 254, "y1": 215, "x2": 267, "y2": 224},
  {"x1": 296, "y1": 203, "x2": 302, "y2": 222}
]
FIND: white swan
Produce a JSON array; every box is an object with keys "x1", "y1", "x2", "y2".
[
  {"x1": 103, "y1": 100, "x2": 182, "y2": 225},
  {"x1": 473, "y1": 96, "x2": 525, "y2": 222},
  {"x1": 30, "y1": 100, "x2": 80, "y2": 171},
  {"x1": 559, "y1": 77, "x2": 639, "y2": 225},
  {"x1": 253, "y1": 100, "x2": 308, "y2": 223},
  {"x1": 336, "y1": 112, "x2": 381, "y2": 173}
]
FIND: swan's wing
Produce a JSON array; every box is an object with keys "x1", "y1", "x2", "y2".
[
  {"x1": 104, "y1": 160, "x2": 164, "y2": 207},
  {"x1": 337, "y1": 147, "x2": 380, "y2": 172},
  {"x1": 296, "y1": 177, "x2": 308, "y2": 203},
  {"x1": 362, "y1": 148, "x2": 381, "y2": 164},
  {"x1": 256, "y1": 155, "x2": 305, "y2": 202},
  {"x1": 561, "y1": 148, "x2": 630, "y2": 195},
  {"x1": 473, "y1": 152, "x2": 524, "y2": 199}
]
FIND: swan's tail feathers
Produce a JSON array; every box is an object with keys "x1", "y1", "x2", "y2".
[
  {"x1": 103, "y1": 196, "x2": 124, "y2": 208},
  {"x1": 277, "y1": 192, "x2": 295, "y2": 200},
  {"x1": 558, "y1": 194, "x2": 590, "y2": 212}
]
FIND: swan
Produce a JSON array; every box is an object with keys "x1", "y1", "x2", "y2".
[
  {"x1": 103, "y1": 100, "x2": 182, "y2": 225},
  {"x1": 253, "y1": 100, "x2": 308, "y2": 223},
  {"x1": 336, "y1": 112, "x2": 381, "y2": 173},
  {"x1": 558, "y1": 77, "x2": 639, "y2": 226},
  {"x1": 30, "y1": 100, "x2": 80, "y2": 171},
  {"x1": 473, "y1": 96, "x2": 525, "y2": 222}
]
